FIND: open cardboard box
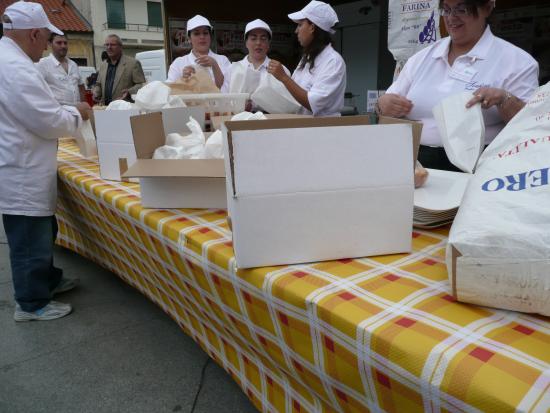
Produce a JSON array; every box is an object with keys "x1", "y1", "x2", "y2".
[
  {"x1": 122, "y1": 112, "x2": 226, "y2": 209},
  {"x1": 222, "y1": 115, "x2": 418, "y2": 269},
  {"x1": 94, "y1": 106, "x2": 206, "y2": 181},
  {"x1": 211, "y1": 113, "x2": 313, "y2": 132}
]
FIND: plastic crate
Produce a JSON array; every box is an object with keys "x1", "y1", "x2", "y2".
[{"x1": 173, "y1": 93, "x2": 248, "y2": 130}]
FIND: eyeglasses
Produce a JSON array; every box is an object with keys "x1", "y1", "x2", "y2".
[
  {"x1": 439, "y1": 5, "x2": 471, "y2": 16},
  {"x1": 103, "y1": 43, "x2": 119, "y2": 48}
]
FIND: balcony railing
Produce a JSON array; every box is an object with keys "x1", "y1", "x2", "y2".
[{"x1": 102, "y1": 22, "x2": 163, "y2": 32}]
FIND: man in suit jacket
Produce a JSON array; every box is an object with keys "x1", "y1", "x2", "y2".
[{"x1": 93, "y1": 34, "x2": 146, "y2": 105}]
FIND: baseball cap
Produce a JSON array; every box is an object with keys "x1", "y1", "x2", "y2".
[
  {"x1": 3, "y1": 1, "x2": 63, "y2": 35},
  {"x1": 288, "y1": 1, "x2": 339, "y2": 34},
  {"x1": 187, "y1": 15, "x2": 212, "y2": 32},
  {"x1": 245, "y1": 19, "x2": 272, "y2": 38}
]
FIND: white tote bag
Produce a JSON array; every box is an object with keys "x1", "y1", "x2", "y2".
[
  {"x1": 251, "y1": 73, "x2": 301, "y2": 114},
  {"x1": 447, "y1": 82, "x2": 550, "y2": 315},
  {"x1": 432, "y1": 92, "x2": 485, "y2": 173}
]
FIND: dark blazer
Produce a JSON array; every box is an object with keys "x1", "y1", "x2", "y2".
[{"x1": 93, "y1": 54, "x2": 146, "y2": 104}]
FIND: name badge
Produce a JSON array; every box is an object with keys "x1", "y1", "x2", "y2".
[{"x1": 449, "y1": 65, "x2": 478, "y2": 82}]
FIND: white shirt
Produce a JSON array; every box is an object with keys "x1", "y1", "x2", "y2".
[
  {"x1": 167, "y1": 50, "x2": 231, "y2": 83},
  {"x1": 0, "y1": 37, "x2": 82, "y2": 216},
  {"x1": 222, "y1": 56, "x2": 271, "y2": 93},
  {"x1": 36, "y1": 54, "x2": 84, "y2": 106},
  {"x1": 292, "y1": 44, "x2": 346, "y2": 117},
  {"x1": 387, "y1": 27, "x2": 539, "y2": 146}
]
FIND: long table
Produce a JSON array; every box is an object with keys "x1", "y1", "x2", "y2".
[{"x1": 56, "y1": 139, "x2": 550, "y2": 413}]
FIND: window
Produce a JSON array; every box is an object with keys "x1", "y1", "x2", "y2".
[
  {"x1": 106, "y1": 0, "x2": 125, "y2": 29},
  {"x1": 147, "y1": 2, "x2": 162, "y2": 27}
]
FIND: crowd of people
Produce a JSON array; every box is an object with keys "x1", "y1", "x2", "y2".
[{"x1": 0, "y1": 0, "x2": 542, "y2": 321}]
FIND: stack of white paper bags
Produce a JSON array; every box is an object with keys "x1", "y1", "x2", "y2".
[{"x1": 413, "y1": 169, "x2": 471, "y2": 228}]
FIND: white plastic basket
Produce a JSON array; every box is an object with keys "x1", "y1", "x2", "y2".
[{"x1": 172, "y1": 93, "x2": 248, "y2": 130}]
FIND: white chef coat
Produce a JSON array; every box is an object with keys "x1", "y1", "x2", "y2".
[
  {"x1": 387, "y1": 26, "x2": 539, "y2": 146},
  {"x1": 291, "y1": 44, "x2": 346, "y2": 117},
  {"x1": 167, "y1": 50, "x2": 231, "y2": 83},
  {"x1": 0, "y1": 37, "x2": 82, "y2": 217},
  {"x1": 36, "y1": 54, "x2": 84, "y2": 106}
]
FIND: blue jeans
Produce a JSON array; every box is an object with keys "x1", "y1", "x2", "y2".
[{"x1": 2, "y1": 214, "x2": 63, "y2": 312}]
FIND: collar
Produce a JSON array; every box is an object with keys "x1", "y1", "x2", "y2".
[
  {"x1": 48, "y1": 53, "x2": 66, "y2": 66},
  {"x1": 244, "y1": 55, "x2": 269, "y2": 70},
  {"x1": 432, "y1": 26, "x2": 494, "y2": 62},
  {"x1": 1, "y1": 36, "x2": 33, "y2": 64},
  {"x1": 192, "y1": 50, "x2": 214, "y2": 59}
]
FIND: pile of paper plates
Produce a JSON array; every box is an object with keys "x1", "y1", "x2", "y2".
[{"x1": 413, "y1": 169, "x2": 471, "y2": 229}]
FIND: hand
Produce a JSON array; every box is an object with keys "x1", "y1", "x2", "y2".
[
  {"x1": 377, "y1": 93, "x2": 413, "y2": 117},
  {"x1": 76, "y1": 102, "x2": 92, "y2": 121},
  {"x1": 194, "y1": 55, "x2": 217, "y2": 68},
  {"x1": 117, "y1": 89, "x2": 129, "y2": 101},
  {"x1": 466, "y1": 87, "x2": 508, "y2": 109},
  {"x1": 245, "y1": 99, "x2": 253, "y2": 112},
  {"x1": 267, "y1": 60, "x2": 288, "y2": 82},
  {"x1": 182, "y1": 65, "x2": 196, "y2": 79}
]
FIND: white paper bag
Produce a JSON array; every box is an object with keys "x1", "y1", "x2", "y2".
[
  {"x1": 106, "y1": 100, "x2": 136, "y2": 110},
  {"x1": 433, "y1": 92, "x2": 485, "y2": 173},
  {"x1": 251, "y1": 74, "x2": 301, "y2": 114},
  {"x1": 447, "y1": 83, "x2": 550, "y2": 315},
  {"x1": 230, "y1": 64, "x2": 262, "y2": 95},
  {"x1": 134, "y1": 80, "x2": 171, "y2": 111},
  {"x1": 74, "y1": 119, "x2": 97, "y2": 157},
  {"x1": 202, "y1": 130, "x2": 224, "y2": 159}
]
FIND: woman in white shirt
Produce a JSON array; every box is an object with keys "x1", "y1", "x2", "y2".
[
  {"x1": 378, "y1": 0, "x2": 539, "y2": 171},
  {"x1": 223, "y1": 19, "x2": 290, "y2": 111},
  {"x1": 267, "y1": 1, "x2": 346, "y2": 117},
  {"x1": 167, "y1": 15, "x2": 231, "y2": 89}
]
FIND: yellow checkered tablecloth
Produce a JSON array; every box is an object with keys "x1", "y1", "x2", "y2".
[{"x1": 56, "y1": 139, "x2": 550, "y2": 413}]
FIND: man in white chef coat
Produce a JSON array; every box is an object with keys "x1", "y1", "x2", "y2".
[{"x1": 0, "y1": 2, "x2": 91, "y2": 321}]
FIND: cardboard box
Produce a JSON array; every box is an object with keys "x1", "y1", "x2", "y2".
[
  {"x1": 222, "y1": 116, "x2": 415, "y2": 268},
  {"x1": 95, "y1": 107, "x2": 206, "y2": 181},
  {"x1": 122, "y1": 112, "x2": 226, "y2": 209},
  {"x1": 211, "y1": 113, "x2": 312, "y2": 132},
  {"x1": 378, "y1": 115, "x2": 422, "y2": 165}
]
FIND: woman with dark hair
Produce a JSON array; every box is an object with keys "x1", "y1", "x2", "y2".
[
  {"x1": 166, "y1": 15, "x2": 230, "y2": 88},
  {"x1": 223, "y1": 19, "x2": 291, "y2": 111},
  {"x1": 378, "y1": 0, "x2": 539, "y2": 171},
  {"x1": 268, "y1": 1, "x2": 346, "y2": 117}
]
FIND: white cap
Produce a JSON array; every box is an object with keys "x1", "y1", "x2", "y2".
[
  {"x1": 187, "y1": 15, "x2": 212, "y2": 32},
  {"x1": 3, "y1": 1, "x2": 63, "y2": 35},
  {"x1": 288, "y1": 0, "x2": 338, "y2": 34},
  {"x1": 244, "y1": 19, "x2": 272, "y2": 38}
]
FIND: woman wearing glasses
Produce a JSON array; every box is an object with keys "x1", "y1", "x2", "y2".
[
  {"x1": 378, "y1": 0, "x2": 538, "y2": 171},
  {"x1": 222, "y1": 19, "x2": 290, "y2": 111},
  {"x1": 167, "y1": 15, "x2": 231, "y2": 89}
]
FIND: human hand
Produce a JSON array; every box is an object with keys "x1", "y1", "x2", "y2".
[
  {"x1": 76, "y1": 102, "x2": 92, "y2": 121},
  {"x1": 182, "y1": 65, "x2": 196, "y2": 79},
  {"x1": 466, "y1": 87, "x2": 508, "y2": 109},
  {"x1": 267, "y1": 60, "x2": 288, "y2": 81},
  {"x1": 117, "y1": 89, "x2": 129, "y2": 101},
  {"x1": 245, "y1": 99, "x2": 253, "y2": 112},
  {"x1": 195, "y1": 55, "x2": 217, "y2": 68},
  {"x1": 377, "y1": 93, "x2": 413, "y2": 117}
]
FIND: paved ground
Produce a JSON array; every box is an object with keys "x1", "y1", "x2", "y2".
[{"x1": 0, "y1": 219, "x2": 257, "y2": 413}]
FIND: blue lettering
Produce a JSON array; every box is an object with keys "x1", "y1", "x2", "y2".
[
  {"x1": 528, "y1": 168, "x2": 549, "y2": 187},
  {"x1": 482, "y1": 178, "x2": 505, "y2": 192},
  {"x1": 506, "y1": 172, "x2": 527, "y2": 191},
  {"x1": 482, "y1": 167, "x2": 550, "y2": 192}
]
